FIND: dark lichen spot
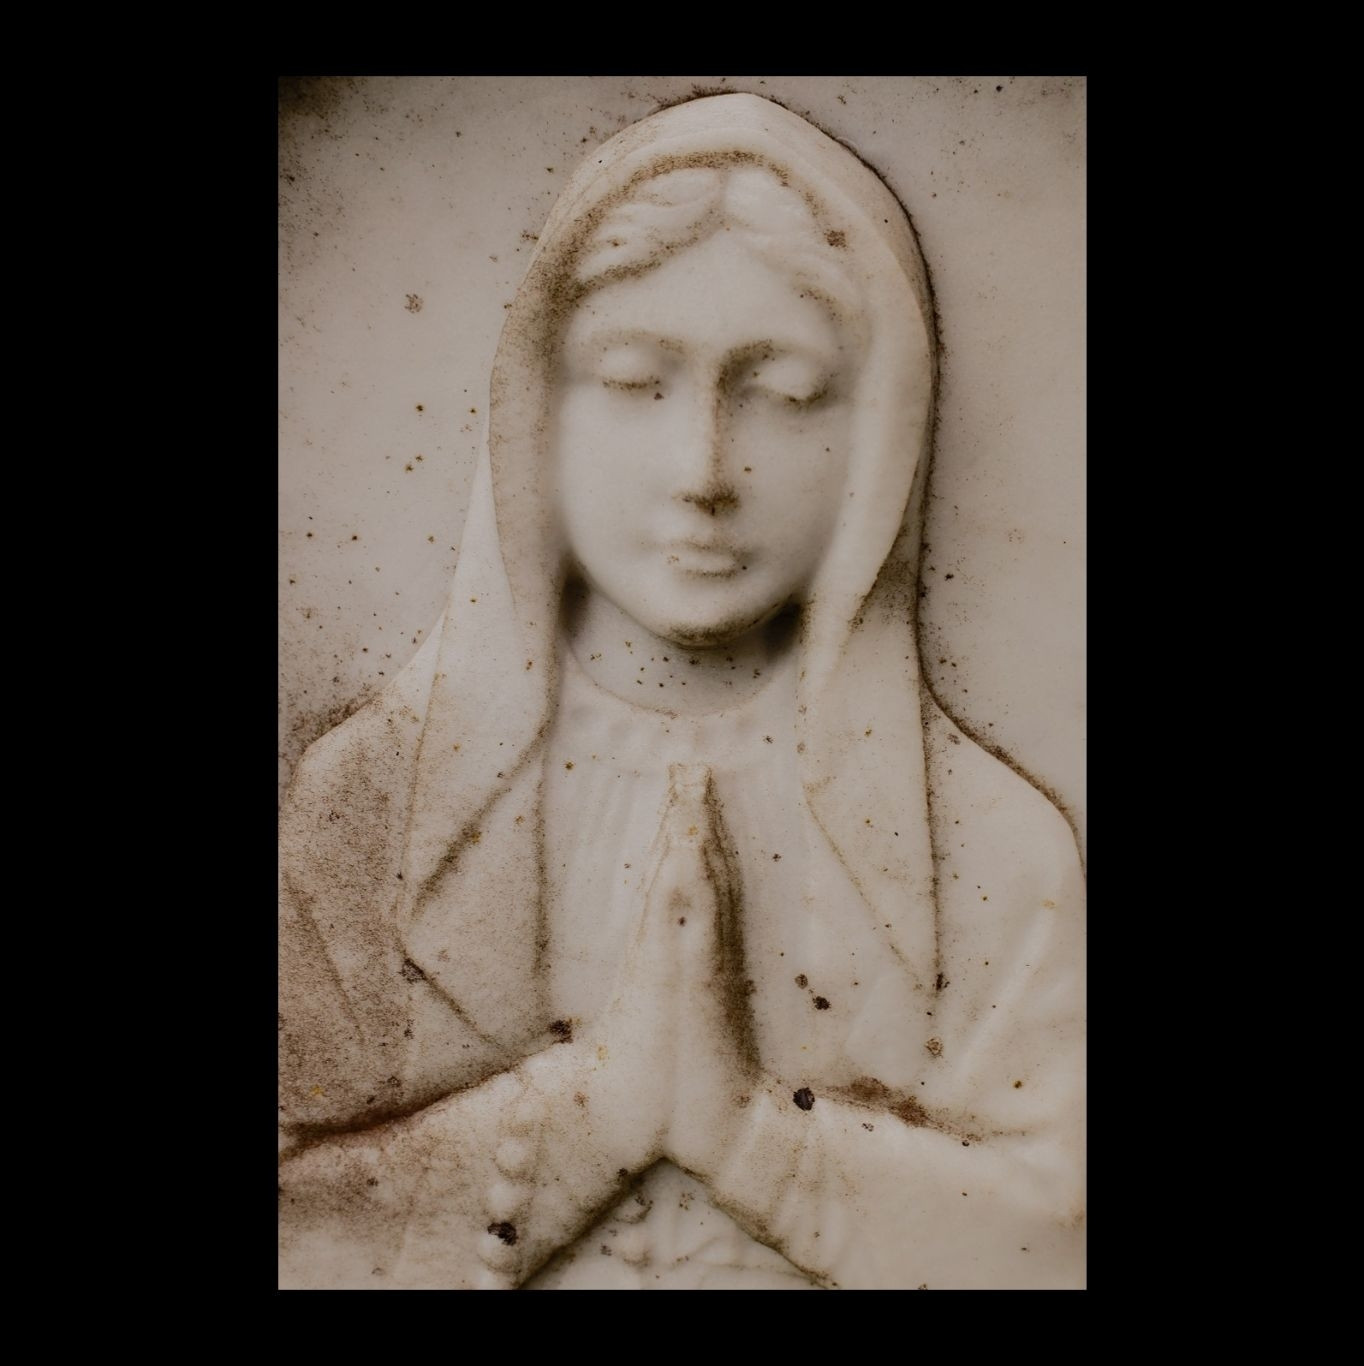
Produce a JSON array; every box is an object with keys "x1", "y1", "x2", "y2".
[
  {"x1": 487, "y1": 1221, "x2": 518, "y2": 1245},
  {"x1": 813, "y1": 996, "x2": 830, "y2": 1010},
  {"x1": 549, "y1": 1018, "x2": 573, "y2": 1043},
  {"x1": 925, "y1": 1037, "x2": 943, "y2": 1057},
  {"x1": 795, "y1": 973, "x2": 809, "y2": 988},
  {"x1": 793, "y1": 1087, "x2": 816, "y2": 1111},
  {"x1": 400, "y1": 958, "x2": 426, "y2": 983}
]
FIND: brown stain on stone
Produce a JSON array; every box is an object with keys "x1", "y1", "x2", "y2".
[
  {"x1": 829, "y1": 1075, "x2": 976, "y2": 1139},
  {"x1": 695, "y1": 770, "x2": 762, "y2": 1082},
  {"x1": 278, "y1": 75, "x2": 357, "y2": 124}
]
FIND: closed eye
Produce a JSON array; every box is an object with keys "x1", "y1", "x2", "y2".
[
  {"x1": 591, "y1": 341, "x2": 668, "y2": 392},
  {"x1": 601, "y1": 375, "x2": 660, "y2": 392},
  {"x1": 740, "y1": 352, "x2": 834, "y2": 405}
]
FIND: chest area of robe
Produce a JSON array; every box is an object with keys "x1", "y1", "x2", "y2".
[{"x1": 541, "y1": 651, "x2": 928, "y2": 1090}]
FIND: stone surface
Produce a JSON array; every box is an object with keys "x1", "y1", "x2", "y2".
[{"x1": 278, "y1": 83, "x2": 1085, "y2": 1291}]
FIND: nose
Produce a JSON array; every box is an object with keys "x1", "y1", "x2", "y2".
[{"x1": 673, "y1": 375, "x2": 739, "y2": 518}]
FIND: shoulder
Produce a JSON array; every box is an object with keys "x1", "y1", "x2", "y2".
[
  {"x1": 921, "y1": 692, "x2": 1082, "y2": 909},
  {"x1": 280, "y1": 628, "x2": 443, "y2": 893}
]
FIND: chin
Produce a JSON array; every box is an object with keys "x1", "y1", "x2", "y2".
[{"x1": 654, "y1": 598, "x2": 788, "y2": 650}]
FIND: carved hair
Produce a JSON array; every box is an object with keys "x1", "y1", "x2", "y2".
[{"x1": 569, "y1": 162, "x2": 862, "y2": 323}]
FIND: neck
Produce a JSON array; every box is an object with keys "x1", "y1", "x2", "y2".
[{"x1": 561, "y1": 579, "x2": 796, "y2": 715}]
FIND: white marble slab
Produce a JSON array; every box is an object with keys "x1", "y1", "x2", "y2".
[{"x1": 278, "y1": 79, "x2": 1085, "y2": 1291}]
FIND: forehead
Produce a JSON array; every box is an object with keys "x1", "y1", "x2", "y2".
[{"x1": 563, "y1": 231, "x2": 845, "y2": 363}]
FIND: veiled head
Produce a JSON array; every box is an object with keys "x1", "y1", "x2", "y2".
[{"x1": 551, "y1": 163, "x2": 869, "y2": 648}]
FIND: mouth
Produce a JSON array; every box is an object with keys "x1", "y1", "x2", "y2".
[{"x1": 662, "y1": 539, "x2": 749, "y2": 579}]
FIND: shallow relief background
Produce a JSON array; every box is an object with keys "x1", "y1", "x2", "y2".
[{"x1": 278, "y1": 75, "x2": 1085, "y2": 847}]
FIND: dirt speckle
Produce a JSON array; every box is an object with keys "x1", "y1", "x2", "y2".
[
  {"x1": 404, "y1": 294, "x2": 422, "y2": 313},
  {"x1": 399, "y1": 958, "x2": 426, "y2": 983},
  {"x1": 549, "y1": 1018, "x2": 573, "y2": 1043},
  {"x1": 487, "y1": 1221, "x2": 518, "y2": 1245},
  {"x1": 925, "y1": 1037, "x2": 943, "y2": 1057}
]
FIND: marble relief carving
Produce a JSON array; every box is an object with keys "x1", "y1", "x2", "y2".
[{"x1": 278, "y1": 92, "x2": 1085, "y2": 1290}]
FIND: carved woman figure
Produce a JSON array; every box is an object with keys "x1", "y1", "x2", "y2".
[{"x1": 278, "y1": 93, "x2": 1084, "y2": 1290}]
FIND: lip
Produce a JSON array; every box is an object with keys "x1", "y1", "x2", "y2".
[{"x1": 661, "y1": 539, "x2": 749, "y2": 579}]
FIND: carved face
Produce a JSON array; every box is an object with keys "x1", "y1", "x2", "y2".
[{"x1": 553, "y1": 229, "x2": 861, "y2": 648}]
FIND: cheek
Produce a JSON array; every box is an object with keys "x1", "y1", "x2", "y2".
[
  {"x1": 732, "y1": 403, "x2": 852, "y2": 541},
  {"x1": 554, "y1": 390, "x2": 658, "y2": 565}
]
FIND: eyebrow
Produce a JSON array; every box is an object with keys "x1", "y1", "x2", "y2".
[
  {"x1": 567, "y1": 326, "x2": 838, "y2": 370},
  {"x1": 566, "y1": 327, "x2": 685, "y2": 353}
]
